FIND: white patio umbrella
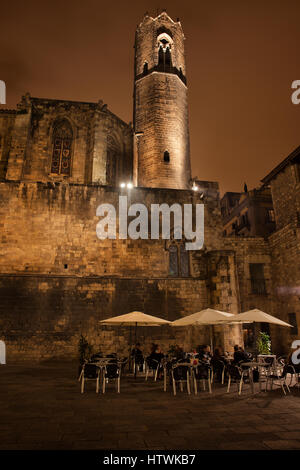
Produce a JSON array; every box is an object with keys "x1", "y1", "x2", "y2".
[
  {"x1": 229, "y1": 309, "x2": 292, "y2": 328},
  {"x1": 171, "y1": 308, "x2": 234, "y2": 326},
  {"x1": 99, "y1": 311, "x2": 170, "y2": 377},
  {"x1": 171, "y1": 308, "x2": 235, "y2": 350},
  {"x1": 100, "y1": 311, "x2": 170, "y2": 327}
]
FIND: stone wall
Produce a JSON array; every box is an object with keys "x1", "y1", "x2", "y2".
[
  {"x1": 4, "y1": 95, "x2": 133, "y2": 186},
  {"x1": 268, "y1": 224, "x2": 300, "y2": 354},
  {"x1": 0, "y1": 180, "x2": 245, "y2": 359},
  {"x1": 0, "y1": 275, "x2": 210, "y2": 361},
  {"x1": 269, "y1": 163, "x2": 300, "y2": 230},
  {"x1": 0, "y1": 111, "x2": 16, "y2": 179}
]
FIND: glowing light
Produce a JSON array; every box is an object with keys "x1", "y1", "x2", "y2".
[
  {"x1": 192, "y1": 183, "x2": 198, "y2": 191},
  {"x1": 120, "y1": 182, "x2": 126, "y2": 188},
  {"x1": 127, "y1": 182, "x2": 133, "y2": 189}
]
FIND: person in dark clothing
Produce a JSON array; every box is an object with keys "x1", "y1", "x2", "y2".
[
  {"x1": 148, "y1": 345, "x2": 164, "y2": 378},
  {"x1": 212, "y1": 347, "x2": 224, "y2": 362},
  {"x1": 131, "y1": 343, "x2": 144, "y2": 372},
  {"x1": 211, "y1": 347, "x2": 226, "y2": 382},
  {"x1": 173, "y1": 344, "x2": 185, "y2": 361},
  {"x1": 149, "y1": 345, "x2": 164, "y2": 363},
  {"x1": 198, "y1": 344, "x2": 212, "y2": 364},
  {"x1": 233, "y1": 345, "x2": 250, "y2": 364}
]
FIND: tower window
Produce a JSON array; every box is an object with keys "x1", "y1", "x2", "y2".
[
  {"x1": 164, "y1": 151, "x2": 170, "y2": 163},
  {"x1": 143, "y1": 62, "x2": 148, "y2": 75},
  {"x1": 157, "y1": 32, "x2": 173, "y2": 71}
]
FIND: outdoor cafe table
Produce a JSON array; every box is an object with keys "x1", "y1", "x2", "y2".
[{"x1": 240, "y1": 361, "x2": 270, "y2": 394}]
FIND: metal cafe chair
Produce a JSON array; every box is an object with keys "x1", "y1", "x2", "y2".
[
  {"x1": 226, "y1": 364, "x2": 248, "y2": 395},
  {"x1": 210, "y1": 359, "x2": 226, "y2": 385},
  {"x1": 79, "y1": 363, "x2": 101, "y2": 394},
  {"x1": 118, "y1": 356, "x2": 129, "y2": 373},
  {"x1": 266, "y1": 364, "x2": 297, "y2": 395},
  {"x1": 102, "y1": 362, "x2": 121, "y2": 394},
  {"x1": 145, "y1": 357, "x2": 161, "y2": 382},
  {"x1": 171, "y1": 363, "x2": 191, "y2": 396},
  {"x1": 192, "y1": 363, "x2": 212, "y2": 394},
  {"x1": 132, "y1": 355, "x2": 145, "y2": 376}
]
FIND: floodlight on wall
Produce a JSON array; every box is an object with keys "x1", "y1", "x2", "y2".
[
  {"x1": 192, "y1": 183, "x2": 198, "y2": 191},
  {"x1": 127, "y1": 182, "x2": 133, "y2": 189},
  {"x1": 120, "y1": 182, "x2": 126, "y2": 188}
]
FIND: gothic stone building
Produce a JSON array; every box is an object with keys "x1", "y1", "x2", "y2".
[{"x1": 0, "y1": 12, "x2": 298, "y2": 360}]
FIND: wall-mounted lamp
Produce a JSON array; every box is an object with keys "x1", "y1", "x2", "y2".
[{"x1": 120, "y1": 182, "x2": 134, "y2": 189}]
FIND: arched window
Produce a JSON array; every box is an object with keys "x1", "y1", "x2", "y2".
[
  {"x1": 157, "y1": 33, "x2": 173, "y2": 71},
  {"x1": 51, "y1": 119, "x2": 73, "y2": 175},
  {"x1": 169, "y1": 241, "x2": 190, "y2": 277}
]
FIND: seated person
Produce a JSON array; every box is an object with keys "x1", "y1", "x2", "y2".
[
  {"x1": 211, "y1": 347, "x2": 226, "y2": 382},
  {"x1": 233, "y1": 345, "x2": 250, "y2": 364},
  {"x1": 198, "y1": 344, "x2": 212, "y2": 363},
  {"x1": 148, "y1": 345, "x2": 164, "y2": 378},
  {"x1": 149, "y1": 345, "x2": 164, "y2": 363},
  {"x1": 212, "y1": 347, "x2": 225, "y2": 362},
  {"x1": 173, "y1": 344, "x2": 185, "y2": 361},
  {"x1": 131, "y1": 343, "x2": 144, "y2": 371}
]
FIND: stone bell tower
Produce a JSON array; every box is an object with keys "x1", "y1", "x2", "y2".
[{"x1": 133, "y1": 11, "x2": 191, "y2": 189}]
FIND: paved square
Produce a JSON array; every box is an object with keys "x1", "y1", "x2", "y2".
[{"x1": 0, "y1": 362, "x2": 299, "y2": 450}]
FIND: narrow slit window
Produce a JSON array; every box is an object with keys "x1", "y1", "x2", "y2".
[{"x1": 164, "y1": 151, "x2": 170, "y2": 163}]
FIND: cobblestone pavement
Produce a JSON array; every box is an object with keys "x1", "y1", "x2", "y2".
[{"x1": 0, "y1": 362, "x2": 299, "y2": 450}]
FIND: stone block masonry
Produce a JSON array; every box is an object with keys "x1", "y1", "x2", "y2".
[{"x1": 0, "y1": 180, "x2": 247, "y2": 359}]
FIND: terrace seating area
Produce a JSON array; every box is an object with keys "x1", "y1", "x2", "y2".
[{"x1": 78, "y1": 350, "x2": 300, "y2": 397}]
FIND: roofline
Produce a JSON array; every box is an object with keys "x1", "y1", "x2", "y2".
[
  {"x1": 29, "y1": 96, "x2": 131, "y2": 128},
  {"x1": 261, "y1": 145, "x2": 300, "y2": 184}
]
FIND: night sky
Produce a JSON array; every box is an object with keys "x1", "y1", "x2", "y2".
[{"x1": 1, "y1": 0, "x2": 300, "y2": 193}]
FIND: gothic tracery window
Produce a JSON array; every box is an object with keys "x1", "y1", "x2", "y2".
[
  {"x1": 157, "y1": 33, "x2": 173, "y2": 71},
  {"x1": 51, "y1": 119, "x2": 73, "y2": 175}
]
